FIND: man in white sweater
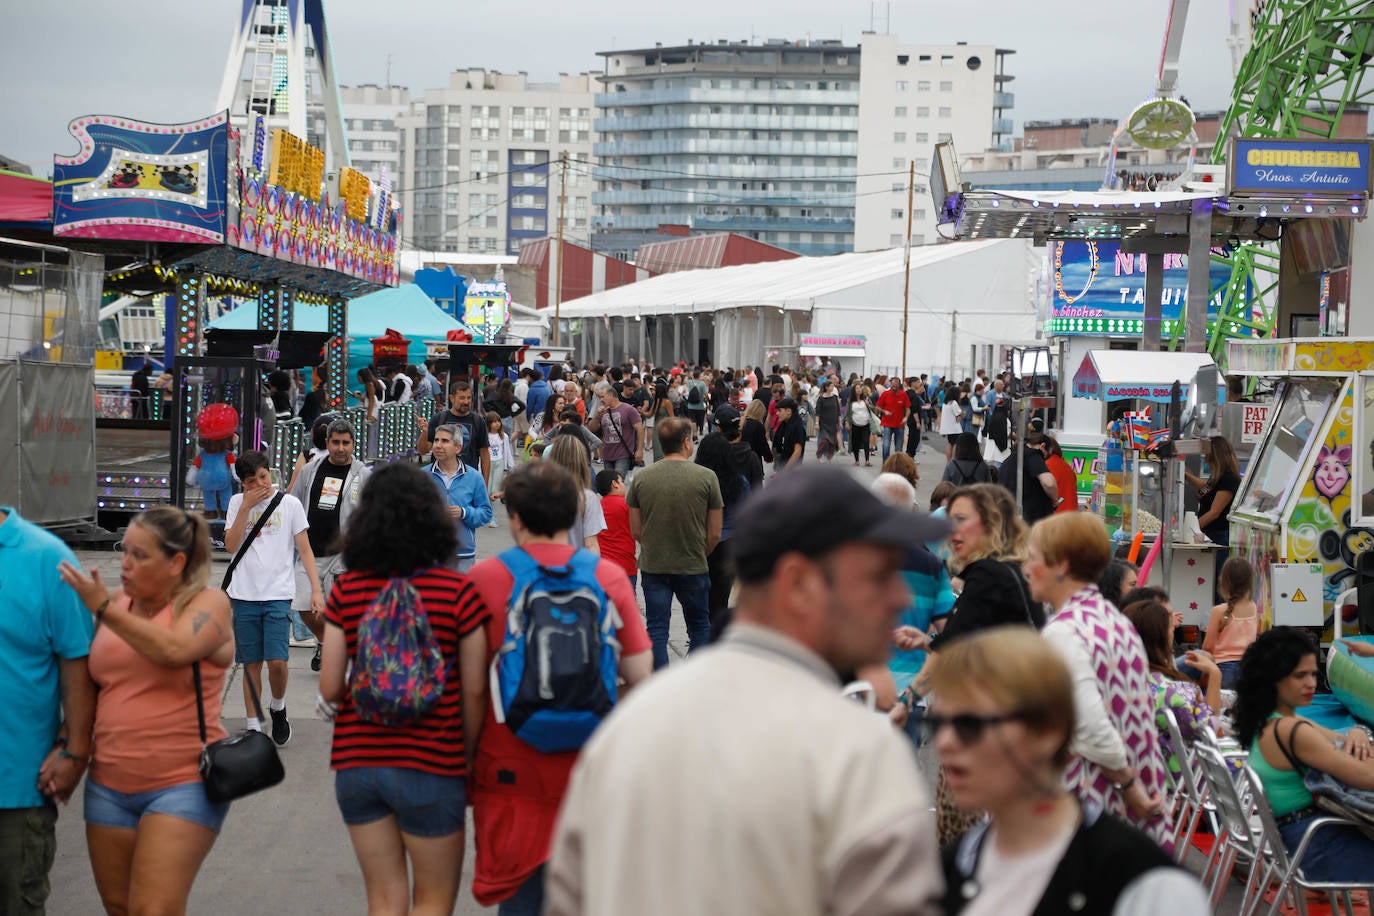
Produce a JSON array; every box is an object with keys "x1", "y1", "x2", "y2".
[{"x1": 545, "y1": 466, "x2": 948, "y2": 916}]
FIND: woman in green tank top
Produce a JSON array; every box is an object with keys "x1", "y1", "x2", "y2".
[{"x1": 1232, "y1": 628, "x2": 1374, "y2": 881}]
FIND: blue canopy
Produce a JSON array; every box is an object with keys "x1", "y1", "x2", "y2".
[{"x1": 210, "y1": 283, "x2": 461, "y2": 371}]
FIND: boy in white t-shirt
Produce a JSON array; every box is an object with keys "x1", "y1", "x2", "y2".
[{"x1": 224, "y1": 450, "x2": 325, "y2": 746}]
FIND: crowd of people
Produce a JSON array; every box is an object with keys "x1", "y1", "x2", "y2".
[{"x1": 10, "y1": 354, "x2": 1374, "y2": 916}]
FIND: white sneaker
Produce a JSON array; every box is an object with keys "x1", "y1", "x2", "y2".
[{"x1": 488, "y1": 519, "x2": 500, "y2": 528}]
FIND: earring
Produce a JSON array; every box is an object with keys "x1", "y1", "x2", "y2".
[{"x1": 1056, "y1": 572, "x2": 1065, "y2": 582}]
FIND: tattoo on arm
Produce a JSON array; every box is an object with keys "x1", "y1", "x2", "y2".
[{"x1": 192, "y1": 610, "x2": 212, "y2": 634}]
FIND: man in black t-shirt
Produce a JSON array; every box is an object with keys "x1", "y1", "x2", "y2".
[
  {"x1": 999, "y1": 431, "x2": 1059, "y2": 523},
  {"x1": 417, "y1": 380, "x2": 490, "y2": 482},
  {"x1": 770, "y1": 398, "x2": 808, "y2": 472}
]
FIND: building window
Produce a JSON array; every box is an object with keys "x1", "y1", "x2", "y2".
[
  {"x1": 894, "y1": 106, "x2": 907, "y2": 117},
  {"x1": 916, "y1": 132, "x2": 929, "y2": 143},
  {"x1": 892, "y1": 157, "x2": 905, "y2": 169},
  {"x1": 938, "y1": 131, "x2": 953, "y2": 141},
  {"x1": 913, "y1": 208, "x2": 927, "y2": 220},
  {"x1": 894, "y1": 80, "x2": 908, "y2": 91},
  {"x1": 938, "y1": 107, "x2": 952, "y2": 118},
  {"x1": 897, "y1": 54, "x2": 909, "y2": 65},
  {"x1": 917, "y1": 80, "x2": 931, "y2": 91},
  {"x1": 893, "y1": 131, "x2": 906, "y2": 143},
  {"x1": 891, "y1": 182, "x2": 905, "y2": 192},
  {"x1": 939, "y1": 80, "x2": 954, "y2": 91},
  {"x1": 891, "y1": 209, "x2": 904, "y2": 220},
  {"x1": 916, "y1": 106, "x2": 930, "y2": 117},
  {"x1": 890, "y1": 233, "x2": 904, "y2": 246}
]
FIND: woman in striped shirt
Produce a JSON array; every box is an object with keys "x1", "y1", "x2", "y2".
[{"x1": 319, "y1": 462, "x2": 490, "y2": 915}]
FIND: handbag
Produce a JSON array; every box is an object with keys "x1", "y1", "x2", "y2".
[
  {"x1": 194, "y1": 661, "x2": 285, "y2": 802},
  {"x1": 1273, "y1": 718, "x2": 1374, "y2": 839},
  {"x1": 221, "y1": 490, "x2": 284, "y2": 590},
  {"x1": 192, "y1": 489, "x2": 288, "y2": 803}
]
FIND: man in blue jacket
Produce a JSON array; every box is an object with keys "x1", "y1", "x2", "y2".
[
  {"x1": 428, "y1": 424, "x2": 493, "y2": 572},
  {"x1": 524, "y1": 368, "x2": 552, "y2": 429}
]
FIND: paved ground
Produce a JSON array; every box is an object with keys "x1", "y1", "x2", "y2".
[{"x1": 45, "y1": 440, "x2": 1248, "y2": 912}]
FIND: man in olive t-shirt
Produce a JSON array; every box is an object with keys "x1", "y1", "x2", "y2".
[{"x1": 626, "y1": 417, "x2": 723, "y2": 669}]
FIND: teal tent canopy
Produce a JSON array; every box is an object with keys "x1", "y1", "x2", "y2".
[{"x1": 210, "y1": 284, "x2": 462, "y2": 374}]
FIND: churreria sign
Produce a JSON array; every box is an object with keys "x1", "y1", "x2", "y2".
[{"x1": 1230, "y1": 138, "x2": 1373, "y2": 197}]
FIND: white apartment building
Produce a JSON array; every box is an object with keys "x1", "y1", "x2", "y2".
[
  {"x1": 339, "y1": 85, "x2": 410, "y2": 184},
  {"x1": 853, "y1": 34, "x2": 1013, "y2": 252},
  {"x1": 395, "y1": 69, "x2": 597, "y2": 256}
]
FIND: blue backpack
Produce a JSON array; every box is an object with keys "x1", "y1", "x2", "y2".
[
  {"x1": 491, "y1": 547, "x2": 622, "y2": 753},
  {"x1": 349, "y1": 576, "x2": 449, "y2": 726}
]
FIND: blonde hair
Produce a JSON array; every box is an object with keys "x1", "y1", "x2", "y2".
[
  {"x1": 928, "y1": 627, "x2": 1075, "y2": 767},
  {"x1": 743, "y1": 399, "x2": 767, "y2": 423},
  {"x1": 546, "y1": 435, "x2": 590, "y2": 511},
  {"x1": 131, "y1": 506, "x2": 212, "y2": 615},
  {"x1": 948, "y1": 483, "x2": 1027, "y2": 569},
  {"x1": 1028, "y1": 512, "x2": 1113, "y2": 584}
]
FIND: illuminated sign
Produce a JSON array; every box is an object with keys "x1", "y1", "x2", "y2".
[
  {"x1": 1050, "y1": 240, "x2": 1231, "y2": 337},
  {"x1": 53, "y1": 112, "x2": 230, "y2": 243},
  {"x1": 460, "y1": 280, "x2": 512, "y2": 343},
  {"x1": 799, "y1": 334, "x2": 867, "y2": 349},
  {"x1": 267, "y1": 129, "x2": 325, "y2": 201},
  {"x1": 339, "y1": 168, "x2": 371, "y2": 222},
  {"x1": 1230, "y1": 138, "x2": 1373, "y2": 197}
]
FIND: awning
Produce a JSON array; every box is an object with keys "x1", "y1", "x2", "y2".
[
  {"x1": 1072, "y1": 349, "x2": 1217, "y2": 403},
  {"x1": 798, "y1": 333, "x2": 866, "y2": 358},
  {"x1": 799, "y1": 345, "x2": 865, "y2": 357}
]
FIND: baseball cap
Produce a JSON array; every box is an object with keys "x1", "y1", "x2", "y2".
[
  {"x1": 732, "y1": 466, "x2": 949, "y2": 583},
  {"x1": 713, "y1": 404, "x2": 741, "y2": 428}
]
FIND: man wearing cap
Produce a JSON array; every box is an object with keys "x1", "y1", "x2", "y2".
[
  {"x1": 999, "y1": 429, "x2": 1059, "y2": 523},
  {"x1": 546, "y1": 465, "x2": 946, "y2": 916}
]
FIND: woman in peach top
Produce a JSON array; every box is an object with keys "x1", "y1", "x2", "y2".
[{"x1": 59, "y1": 506, "x2": 234, "y2": 915}]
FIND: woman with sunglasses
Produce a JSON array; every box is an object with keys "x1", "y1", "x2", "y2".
[
  {"x1": 1025, "y1": 512, "x2": 1170, "y2": 845},
  {"x1": 58, "y1": 507, "x2": 235, "y2": 915},
  {"x1": 930, "y1": 627, "x2": 1208, "y2": 915}
]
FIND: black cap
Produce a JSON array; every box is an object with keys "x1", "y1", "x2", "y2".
[
  {"x1": 732, "y1": 466, "x2": 950, "y2": 583},
  {"x1": 714, "y1": 404, "x2": 741, "y2": 428}
]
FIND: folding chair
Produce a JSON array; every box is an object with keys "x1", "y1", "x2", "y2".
[
  {"x1": 1239, "y1": 763, "x2": 1374, "y2": 916},
  {"x1": 1163, "y1": 706, "x2": 1217, "y2": 864},
  {"x1": 1194, "y1": 744, "x2": 1267, "y2": 914}
]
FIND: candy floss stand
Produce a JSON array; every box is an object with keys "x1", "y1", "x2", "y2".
[
  {"x1": 1226, "y1": 337, "x2": 1374, "y2": 636},
  {"x1": 1072, "y1": 349, "x2": 1228, "y2": 625}
]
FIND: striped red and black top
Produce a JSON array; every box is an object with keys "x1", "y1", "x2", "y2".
[{"x1": 325, "y1": 567, "x2": 489, "y2": 777}]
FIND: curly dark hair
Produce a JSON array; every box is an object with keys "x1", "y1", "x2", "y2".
[
  {"x1": 1098, "y1": 559, "x2": 1138, "y2": 607},
  {"x1": 342, "y1": 462, "x2": 455, "y2": 574},
  {"x1": 1232, "y1": 628, "x2": 1320, "y2": 747}
]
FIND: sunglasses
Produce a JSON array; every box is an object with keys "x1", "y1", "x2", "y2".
[{"x1": 917, "y1": 712, "x2": 1025, "y2": 745}]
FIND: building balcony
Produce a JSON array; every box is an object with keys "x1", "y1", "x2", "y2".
[
  {"x1": 593, "y1": 163, "x2": 856, "y2": 182},
  {"x1": 992, "y1": 118, "x2": 1015, "y2": 135},
  {"x1": 692, "y1": 215, "x2": 854, "y2": 233},
  {"x1": 595, "y1": 87, "x2": 860, "y2": 108},
  {"x1": 593, "y1": 113, "x2": 857, "y2": 133},
  {"x1": 993, "y1": 91, "x2": 1015, "y2": 109},
  {"x1": 592, "y1": 138, "x2": 857, "y2": 158}
]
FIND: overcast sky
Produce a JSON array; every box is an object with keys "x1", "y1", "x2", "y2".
[{"x1": 0, "y1": 0, "x2": 1238, "y2": 173}]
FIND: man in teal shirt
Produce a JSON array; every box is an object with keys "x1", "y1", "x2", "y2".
[{"x1": 0, "y1": 508, "x2": 95, "y2": 913}]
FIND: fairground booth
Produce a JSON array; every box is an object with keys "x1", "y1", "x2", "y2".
[
  {"x1": 938, "y1": 135, "x2": 1373, "y2": 629},
  {"x1": 7, "y1": 110, "x2": 399, "y2": 533}
]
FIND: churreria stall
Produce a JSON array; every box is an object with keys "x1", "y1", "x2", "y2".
[{"x1": 1226, "y1": 336, "x2": 1374, "y2": 633}]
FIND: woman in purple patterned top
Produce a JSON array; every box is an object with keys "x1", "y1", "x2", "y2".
[
  {"x1": 1121, "y1": 598, "x2": 1231, "y2": 781},
  {"x1": 1025, "y1": 513, "x2": 1171, "y2": 846}
]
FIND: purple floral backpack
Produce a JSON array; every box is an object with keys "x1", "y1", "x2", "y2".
[{"x1": 349, "y1": 577, "x2": 448, "y2": 726}]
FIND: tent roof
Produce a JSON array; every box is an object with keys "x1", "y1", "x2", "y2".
[
  {"x1": 555, "y1": 240, "x2": 1019, "y2": 318},
  {"x1": 209, "y1": 283, "x2": 462, "y2": 338},
  {"x1": 1071, "y1": 349, "x2": 1216, "y2": 403}
]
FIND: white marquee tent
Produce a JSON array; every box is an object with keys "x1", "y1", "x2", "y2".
[{"x1": 554, "y1": 239, "x2": 1040, "y2": 377}]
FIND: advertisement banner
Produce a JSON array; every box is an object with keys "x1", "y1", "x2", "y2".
[
  {"x1": 460, "y1": 280, "x2": 512, "y2": 343},
  {"x1": 799, "y1": 333, "x2": 867, "y2": 349},
  {"x1": 19, "y1": 362, "x2": 96, "y2": 524},
  {"x1": 1049, "y1": 240, "x2": 1231, "y2": 336},
  {"x1": 1230, "y1": 138, "x2": 1373, "y2": 197},
  {"x1": 53, "y1": 113, "x2": 231, "y2": 244}
]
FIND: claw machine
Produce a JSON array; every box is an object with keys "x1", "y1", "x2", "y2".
[{"x1": 1226, "y1": 337, "x2": 1374, "y2": 635}]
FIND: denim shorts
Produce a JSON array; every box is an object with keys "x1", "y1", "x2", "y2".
[
  {"x1": 334, "y1": 766, "x2": 466, "y2": 838},
  {"x1": 84, "y1": 778, "x2": 229, "y2": 833},
  {"x1": 232, "y1": 598, "x2": 291, "y2": 663}
]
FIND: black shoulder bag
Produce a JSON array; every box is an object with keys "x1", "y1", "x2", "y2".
[{"x1": 195, "y1": 490, "x2": 288, "y2": 802}]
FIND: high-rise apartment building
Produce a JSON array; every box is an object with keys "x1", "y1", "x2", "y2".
[
  {"x1": 852, "y1": 35, "x2": 1013, "y2": 251},
  {"x1": 395, "y1": 69, "x2": 596, "y2": 256},
  {"x1": 592, "y1": 36, "x2": 1011, "y2": 258},
  {"x1": 592, "y1": 40, "x2": 862, "y2": 258},
  {"x1": 339, "y1": 85, "x2": 410, "y2": 185}
]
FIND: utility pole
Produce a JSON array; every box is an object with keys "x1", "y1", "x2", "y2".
[
  {"x1": 948, "y1": 310, "x2": 958, "y2": 381},
  {"x1": 901, "y1": 160, "x2": 914, "y2": 379},
  {"x1": 554, "y1": 150, "x2": 568, "y2": 347}
]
